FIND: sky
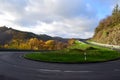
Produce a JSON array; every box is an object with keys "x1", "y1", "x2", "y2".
[{"x1": 0, "y1": 0, "x2": 120, "y2": 39}]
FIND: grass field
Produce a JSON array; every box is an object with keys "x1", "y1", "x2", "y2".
[{"x1": 24, "y1": 40, "x2": 120, "y2": 63}]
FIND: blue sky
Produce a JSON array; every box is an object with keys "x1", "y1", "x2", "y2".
[{"x1": 0, "y1": 0, "x2": 119, "y2": 39}]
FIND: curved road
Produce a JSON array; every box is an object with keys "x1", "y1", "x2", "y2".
[{"x1": 0, "y1": 52, "x2": 120, "y2": 80}]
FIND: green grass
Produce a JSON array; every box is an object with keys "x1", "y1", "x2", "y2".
[
  {"x1": 24, "y1": 40, "x2": 120, "y2": 63},
  {"x1": 69, "y1": 40, "x2": 91, "y2": 50}
]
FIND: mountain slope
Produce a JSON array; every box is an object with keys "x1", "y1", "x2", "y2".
[
  {"x1": 92, "y1": 5, "x2": 120, "y2": 45},
  {"x1": 0, "y1": 26, "x2": 54, "y2": 45}
]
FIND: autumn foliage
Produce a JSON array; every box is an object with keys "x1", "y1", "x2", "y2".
[{"x1": 3, "y1": 38, "x2": 76, "y2": 50}]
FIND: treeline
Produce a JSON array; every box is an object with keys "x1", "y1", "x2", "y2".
[{"x1": 0, "y1": 38, "x2": 75, "y2": 50}]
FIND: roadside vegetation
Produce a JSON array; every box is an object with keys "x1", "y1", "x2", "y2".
[
  {"x1": 2, "y1": 38, "x2": 75, "y2": 50},
  {"x1": 24, "y1": 40, "x2": 120, "y2": 63}
]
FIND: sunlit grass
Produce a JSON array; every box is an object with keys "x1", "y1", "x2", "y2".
[{"x1": 24, "y1": 41, "x2": 120, "y2": 63}]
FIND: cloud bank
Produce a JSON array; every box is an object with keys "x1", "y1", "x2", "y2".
[{"x1": 0, "y1": 0, "x2": 119, "y2": 38}]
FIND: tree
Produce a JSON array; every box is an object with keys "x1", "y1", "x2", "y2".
[
  {"x1": 45, "y1": 40, "x2": 55, "y2": 50},
  {"x1": 37, "y1": 40, "x2": 44, "y2": 50},
  {"x1": 19, "y1": 43, "x2": 30, "y2": 50},
  {"x1": 112, "y1": 4, "x2": 120, "y2": 15},
  {"x1": 54, "y1": 41, "x2": 68, "y2": 50},
  {"x1": 8, "y1": 39, "x2": 22, "y2": 49},
  {"x1": 4, "y1": 44, "x2": 9, "y2": 48},
  {"x1": 28, "y1": 38, "x2": 40, "y2": 50},
  {"x1": 68, "y1": 39, "x2": 75, "y2": 46}
]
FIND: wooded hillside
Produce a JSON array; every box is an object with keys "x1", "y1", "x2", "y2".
[{"x1": 92, "y1": 4, "x2": 120, "y2": 45}]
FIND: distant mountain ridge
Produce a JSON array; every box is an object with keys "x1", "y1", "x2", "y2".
[{"x1": 0, "y1": 26, "x2": 68, "y2": 45}]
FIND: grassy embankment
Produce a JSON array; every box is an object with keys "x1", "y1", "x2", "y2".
[{"x1": 24, "y1": 40, "x2": 120, "y2": 63}]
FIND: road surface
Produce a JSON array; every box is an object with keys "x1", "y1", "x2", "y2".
[{"x1": 0, "y1": 52, "x2": 120, "y2": 80}]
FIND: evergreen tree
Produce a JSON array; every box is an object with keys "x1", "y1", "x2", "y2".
[{"x1": 112, "y1": 4, "x2": 120, "y2": 15}]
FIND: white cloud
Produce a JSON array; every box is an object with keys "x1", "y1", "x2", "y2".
[
  {"x1": 0, "y1": 0, "x2": 119, "y2": 38},
  {"x1": 15, "y1": 17, "x2": 96, "y2": 38}
]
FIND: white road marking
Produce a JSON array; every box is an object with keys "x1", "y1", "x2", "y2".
[
  {"x1": 38, "y1": 69, "x2": 61, "y2": 72},
  {"x1": 64, "y1": 70, "x2": 92, "y2": 73},
  {"x1": 37, "y1": 69, "x2": 93, "y2": 73}
]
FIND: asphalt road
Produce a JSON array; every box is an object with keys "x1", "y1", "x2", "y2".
[{"x1": 0, "y1": 52, "x2": 120, "y2": 80}]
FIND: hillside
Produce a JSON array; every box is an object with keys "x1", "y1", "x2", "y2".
[
  {"x1": 92, "y1": 5, "x2": 120, "y2": 45},
  {"x1": 0, "y1": 26, "x2": 67, "y2": 45}
]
